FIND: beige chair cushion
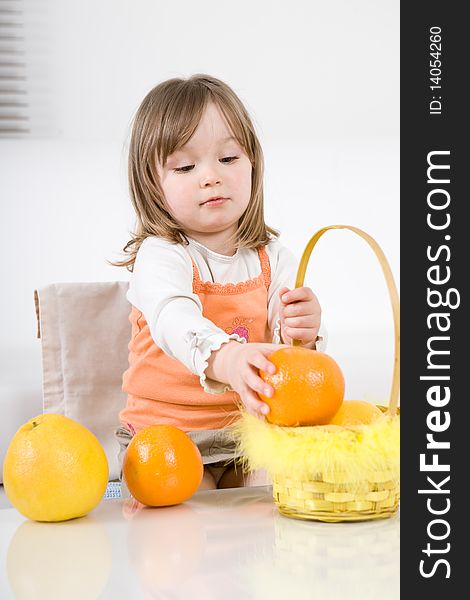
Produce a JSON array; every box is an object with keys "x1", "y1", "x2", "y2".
[{"x1": 34, "y1": 282, "x2": 131, "y2": 480}]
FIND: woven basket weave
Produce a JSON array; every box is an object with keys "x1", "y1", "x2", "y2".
[
  {"x1": 236, "y1": 225, "x2": 400, "y2": 523},
  {"x1": 272, "y1": 406, "x2": 399, "y2": 522}
]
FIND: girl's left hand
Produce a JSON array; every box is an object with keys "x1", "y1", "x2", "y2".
[{"x1": 279, "y1": 286, "x2": 321, "y2": 348}]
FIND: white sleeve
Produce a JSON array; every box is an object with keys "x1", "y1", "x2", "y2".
[
  {"x1": 127, "y1": 238, "x2": 245, "y2": 394},
  {"x1": 266, "y1": 239, "x2": 328, "y2": 351}
]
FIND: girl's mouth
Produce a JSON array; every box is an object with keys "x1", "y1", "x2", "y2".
[{"x1": 201, "y1": 197, "x2": 229, "y2": 207}]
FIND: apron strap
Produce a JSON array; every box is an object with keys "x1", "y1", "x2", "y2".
[{"x1": 257, "y1": 246, "x2": 271, "y2": 289}]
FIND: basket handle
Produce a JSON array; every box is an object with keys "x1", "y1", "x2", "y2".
[{"x1": 293, "y1": 225, "x2": 400, "y2": 416}]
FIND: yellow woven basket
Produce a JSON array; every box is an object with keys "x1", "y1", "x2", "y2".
[{"x1": 234, "y1": 225, "x2": 400, "y2": 523}]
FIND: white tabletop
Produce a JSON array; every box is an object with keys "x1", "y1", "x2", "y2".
[{"x1": 0, "y1": 485, "x2": 399, "y2": 599}]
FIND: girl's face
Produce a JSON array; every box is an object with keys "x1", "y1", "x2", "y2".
[{"x1": 157, "y1": 102, "x2": 252, "y2": 248}]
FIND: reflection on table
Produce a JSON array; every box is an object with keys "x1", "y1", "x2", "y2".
[{"x1": 2, "y1": 485, "x2": 399, "y2": 600}]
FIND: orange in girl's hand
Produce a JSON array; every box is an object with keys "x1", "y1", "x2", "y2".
[
  {"x1": 327, "y1": 400, "x2": 383, "y2": 427},
  {"x1": 258, "y1": 347, "x2": 345, "y2": 426},
  {"x1": 123, "y1": 425, "x2": 203, "y2": 507}
]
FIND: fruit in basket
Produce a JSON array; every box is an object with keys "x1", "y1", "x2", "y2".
[
  {"x1": 258, "y1": 347, "x2": 345, "y2": 426},
  {"x1": 3, "y1": 414, "x2": 109, "y2": 522},
  {"x1": 327, "y1": 400, "x2": 383, "y2": 427},
  {"x1": 123, "y1": 424, "x2": 203, "y2": 506}
]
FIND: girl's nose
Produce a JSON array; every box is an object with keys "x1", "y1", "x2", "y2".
[{"x1": 200, "y1": 167, "x2": 222, "y2": 187}]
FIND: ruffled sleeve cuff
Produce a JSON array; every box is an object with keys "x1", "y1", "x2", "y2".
[
  {"x1": 315, "y1": 322, "x2": 328, "y2": 351},
  {"x1": 272, "y1": 319, "x2": 328, "y2": 351},
  {"x1": 184, "y1": 329, "x2": 247, "y2": 395},
  {"x1": 272, "y1": 317, "x2": 282, "y2": 345}
]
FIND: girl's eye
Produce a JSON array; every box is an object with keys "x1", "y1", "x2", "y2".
[
  {"x1": 173, "y1": 157, "x2": 239, "y2": 173},
  {"x1": 173, "y1": 164, "x2": 194, "y2": 173}
]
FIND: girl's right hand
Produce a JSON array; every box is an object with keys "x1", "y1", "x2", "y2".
[{"x1": 207, "y1": 341, "x2": 287, "y2": 419}]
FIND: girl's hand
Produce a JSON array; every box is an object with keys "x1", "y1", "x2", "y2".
[
  {"x1": 279, "y1": 286, "x2": 321, "y2": 348},
  {"x1": 206, "y1": 341, "x2": 287, "y2": 419}
]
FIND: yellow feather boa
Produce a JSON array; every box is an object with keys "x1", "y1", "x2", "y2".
[{"x1": 231, "y1": 411, "x2": 400, "y2": 488}]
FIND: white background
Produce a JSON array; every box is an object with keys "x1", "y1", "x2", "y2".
[{"x1": 0, "y1": 0, "x2": 399, "y2": 471}]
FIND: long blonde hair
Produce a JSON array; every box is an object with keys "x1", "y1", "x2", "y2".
[{"x1": 113, "y1": 74, "x2": 278, "y2": 271}]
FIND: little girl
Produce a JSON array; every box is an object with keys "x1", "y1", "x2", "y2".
[{"x1": 115, "y1": 74, "x2": 327, "y2": 490}]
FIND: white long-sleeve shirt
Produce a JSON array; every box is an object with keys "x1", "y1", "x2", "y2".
[{"x1": 127, "y1": 235, "x2": 327, "y2": 393}]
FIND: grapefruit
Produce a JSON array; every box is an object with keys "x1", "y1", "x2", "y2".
[
  {"x1": 328, "y1": 400, "x2": 383, "y2": 427},
  {"x1": 3, "y1": 414, "x2": 108, "y2": 522}
]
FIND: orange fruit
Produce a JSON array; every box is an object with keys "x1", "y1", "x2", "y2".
[
  {"x1": 123, "y1": 425, "x2": 204, "y2": 507},
  {"x1": 259, "y1": 347, "x2": 345, "y2": 426},
  {"x1": 3, "y1": 414, "x2": 109, "y2": 522},
  {"x1": 327, "y1": 400, "x2": 383, "y2": 427}
]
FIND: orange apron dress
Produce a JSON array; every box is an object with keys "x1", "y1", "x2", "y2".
[{"x1": 119, "y1": 245, "x2": 272, "y2": 436}]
